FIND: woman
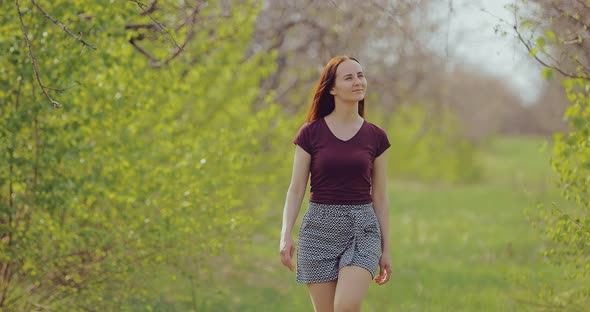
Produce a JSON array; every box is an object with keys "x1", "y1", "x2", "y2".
[{"x1": 279, "y1": 55, "x2": 392, "y2": 312}]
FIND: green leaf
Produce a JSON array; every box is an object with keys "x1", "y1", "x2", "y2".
[
  {"x1": 521, "y1": 20, "x2": 533, "y2": 29},
  {"x1": 542, "y1": 68, "x2": 554, "y2": 80},
  {"x1": 567, "y1": 93, "x2": 576, "y2": 102},
  {"x1": 545, "y1": 30, "x2": 556, "y2": 42},
  {"x1": 563, "y1": 79, "x2": 575, "y2": 91},
  {"x1": 537, "y1": 37, "x2": 546, "y2": 48},
  {"x1": 571, "y1": 116, "x2": 588, "y2": 129}
]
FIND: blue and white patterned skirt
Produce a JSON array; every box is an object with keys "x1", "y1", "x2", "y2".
[{"x1": 296, "y1": 201, "x2": 382, "y2": 284}]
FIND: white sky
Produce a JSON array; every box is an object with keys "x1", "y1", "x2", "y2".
[{"x1": 431, "y1": 0, "x2": 545, "y2": 105}]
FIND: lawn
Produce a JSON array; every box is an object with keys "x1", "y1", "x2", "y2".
[{"x1": 220, "y1": 136, "x2": 573, "y2": 312}]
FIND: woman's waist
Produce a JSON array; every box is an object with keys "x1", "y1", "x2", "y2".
[{"x1": 307, "y1": 201, "x2": 374, "y2": 216}]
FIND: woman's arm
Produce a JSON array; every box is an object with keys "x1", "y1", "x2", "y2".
[
  {"x1": 279, "y1": 145, "x2": 311, "y2": 271},
  {"x1": 372, "y1": 150, "x2": 392, "y2": 284},
  {"x1": 281, "y1": 145, "x2": 311, "y2": 235},
  {"x1": 371, "y1": 150, "x2": 390, "y2": 253}
]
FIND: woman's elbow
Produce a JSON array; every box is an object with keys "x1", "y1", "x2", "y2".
[
  {"x1": 371, "y1": 191, "x2": 389, "y2": 205},
  {"x1": 287, "y1": 185, "x2": 306, "y2": 199}
]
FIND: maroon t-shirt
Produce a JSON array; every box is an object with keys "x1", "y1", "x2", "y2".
[{"x1": 293, "y1": 117, "x2": 391, "y2": 205}]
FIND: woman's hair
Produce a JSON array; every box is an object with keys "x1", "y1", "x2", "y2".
[{"x1": 306, "y1": 55, "x2": 365, "y2": 122}]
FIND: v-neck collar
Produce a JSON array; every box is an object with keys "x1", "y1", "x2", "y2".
[{"x1": 322, "y1": 117, "x2": 366, "y2": 142}]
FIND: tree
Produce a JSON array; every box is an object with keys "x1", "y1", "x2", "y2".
[
  {"x1": 1, "y1": 0, "x2": 287, "y2": 310},
  {"x1": 510, "y1": 0, "x2": 590, "y2": 308}
]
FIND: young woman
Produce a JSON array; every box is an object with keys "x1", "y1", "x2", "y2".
[{"x1": 279, "y1": 55, "x2": 392, "y2": 312}]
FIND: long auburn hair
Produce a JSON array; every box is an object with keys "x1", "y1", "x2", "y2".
[{"x1": 306, "y1": 56, "x2": 365, "y2": 122}]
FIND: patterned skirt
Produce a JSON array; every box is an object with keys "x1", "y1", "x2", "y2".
[{"x1": 296, "y1": 201, "x2": 382, "y2": 284}]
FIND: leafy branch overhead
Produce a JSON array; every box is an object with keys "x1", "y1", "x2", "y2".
[
  {"x1": 127, "y1": 0, "x2": 189, "y2": 67},
  {"x1": 13, "y1": 0, "x2": 210, "y2": 108},
  {"x1": 125, "y1": 0, "x2": 244, "y2": 71},
  {"x1": 511, "y1": 0, "x2": 590, "y2": 80}
]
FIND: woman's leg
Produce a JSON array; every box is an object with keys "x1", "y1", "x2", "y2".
[
  {"x1": 333, "y1": 266, "x2": 373, "y2": 312},
  {"x1": 307, "y1": 280, "x2": 337, "y2": 312}
]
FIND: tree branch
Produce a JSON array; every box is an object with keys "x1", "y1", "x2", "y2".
[
  {"x1": 159, "y1": 2, "x2": 202, "y2": 66},
  {"x1": 15, "y1": 0, "x2": 61, "y2": 108},
  {"x1": 42, "y1": 82, "x2": 81, "y2": 94},
  {"x1": 513, "y1": 24, "x2": 588, "y2": 79},
  {"x1": 552, "y1": 204, "x2": 590, "y2": 234},
  {"x1": 573, "y1": 57, "x2": 590, "y2": 75},
  {"x1": 551, "y1": 2, "x2": 590, "y2": 33},
  {"x1": 563, "y1": 35, "x2": 590, "y2": 45},
  {"x1": 128, "y1": 33, "x2": 160, "y2": 67},
  {"x1": 127, "y1": 0, "x2": 208, "y2": 67},
  {"x1": 139, "y1": 0, "x2": 157, "y2": 15},
  {"x1": 328, "y1": 0, "x2": 345, "y2": 13},
  {"x1": 129, "y1": 0, "x2": 182, "y2": 51},
  {"x1": 124, "y1": 23, "x2": 161, "y2": 31},
  {"x1": 30, "y1": 0, "x2": 96, "y2": 50}
]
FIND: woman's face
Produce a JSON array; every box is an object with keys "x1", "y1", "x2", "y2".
[{"x1": 330, "y1": 59, "x2": 367, "y2": 103}]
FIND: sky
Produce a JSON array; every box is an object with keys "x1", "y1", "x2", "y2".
[{"x1": 431, "y1": 0, "x2": 545, "y2": 105}]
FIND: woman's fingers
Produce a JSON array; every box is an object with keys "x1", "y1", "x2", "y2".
[
  {"x1": 381, "y1": 268, "x2": 391, "y2": 284},
  {"x1": 375, "y1": 271, "x2": 388, "y2": 285},
  {"x1": 279, "y1": 240, "x2": 295, "y2": 271},
  {"x1": 280, "y1": 254, "x2": 294, "y2": 271},
  {"x1": 288, "y1": 245, "x2": 295, "y2": 271},
  {"x1": 375, "y1": 263, "x2": 392, "y2": 285}
]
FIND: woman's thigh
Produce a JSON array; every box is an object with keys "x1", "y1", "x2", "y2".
[
  {"x1": 307, "y1": 280, "x2": 337, "y2": 312},
  {"x1": 334, "y1": 266, "x2": 373, "y2": 312}
]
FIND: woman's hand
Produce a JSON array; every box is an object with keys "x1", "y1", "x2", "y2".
[
  {"x1": 374, "y1": 252, "x2": 392, "y2": 285},
  {"x1": 279, "y1": 234, "x2": 295, "y2": 272}
]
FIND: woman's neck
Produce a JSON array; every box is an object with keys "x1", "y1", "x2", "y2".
[{"x1": 328, "y1": 100, "x2": 361, "y2": 123}]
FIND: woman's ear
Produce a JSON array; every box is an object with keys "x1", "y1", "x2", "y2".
[{"x1": 329, "y1": 88, "x2": 335, "y2": 95}]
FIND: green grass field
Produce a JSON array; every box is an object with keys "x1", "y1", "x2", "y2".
[{"x1": 213, "y1": 136, "x2": 577, "y2": 312}]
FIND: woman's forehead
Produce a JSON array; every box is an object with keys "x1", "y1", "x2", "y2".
[{"x1": 336, "y1": 60, "x2": 363, "y2": 76}]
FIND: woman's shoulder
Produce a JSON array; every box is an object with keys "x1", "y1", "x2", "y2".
[
  {"x1": 364, "y1": 120, "x2": 388, "y2": 136},
  {"x1": 364, "y1": 120, "x2": 391, "y2": 154},
  {"x1": 297, "y1": 118, "x2": 323, "y2": 132}
]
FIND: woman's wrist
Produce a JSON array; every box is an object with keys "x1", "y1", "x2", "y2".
[{"x1": 281, "y1": 229, "x2": 293, "y2": 237}]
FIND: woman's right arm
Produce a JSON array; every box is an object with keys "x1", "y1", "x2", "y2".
[{"x1": 279, "y1": 145, "x2": 311, "y2": 271}]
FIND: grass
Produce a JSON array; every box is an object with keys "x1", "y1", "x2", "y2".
[{"x1": 215, "y1": 135, "x2": 576, "y2": 312}]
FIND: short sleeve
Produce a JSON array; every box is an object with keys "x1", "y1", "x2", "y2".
[
  {"x1": 293, "y1": 122, "x2": 312, "y2": 154},
  {"x1": 375, "y1": 127, "x2": 391, "y2": 157}
]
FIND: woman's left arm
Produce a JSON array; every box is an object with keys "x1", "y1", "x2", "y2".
[
  {"x1": 372, "y1": 150, "x2": 392, "y2": 285},
  {"x1": 372, "y1": 150, "x2": 390, "y2": 253}
]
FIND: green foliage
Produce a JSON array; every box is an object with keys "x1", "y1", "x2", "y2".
[
  {"x1": 554, "y1": 79, "x2": 590, "y2": 207},
  {"x1": 381, "y1": 104, "x2": 482, "y2": 184},
  {"x1": 542, "y1": 68, "x2": 554, "y2": 80},
  {"x1": 1, "y1": 0, "x2": 288, "y2": 310},
  {"x1": 508, "y1": 0, "x2": 590, "y2": 306},
  {"x1": 525, "y1": 22, "x2": 590, "y2": 312},
  {"x1": 544, "y1": 30, "x2": 556, "y2": 42},
  {"x1": 541, "y1": 79, "x2": 590, "y2": 296}
]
